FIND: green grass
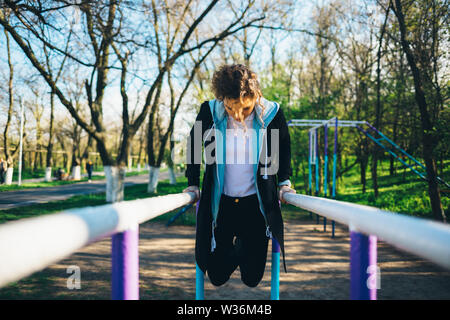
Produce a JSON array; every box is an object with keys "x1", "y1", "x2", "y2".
[{"x1": 0, "y1": 175, "x2": 105, "y2": 192}]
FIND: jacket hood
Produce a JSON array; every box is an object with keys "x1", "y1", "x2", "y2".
[{"x1": 208, "y1": 97, "x2": 279, "y2": 128}]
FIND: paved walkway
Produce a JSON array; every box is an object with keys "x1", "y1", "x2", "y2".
[{"x1": 0, "y1": 170, "x2": 183, "y2": 210}]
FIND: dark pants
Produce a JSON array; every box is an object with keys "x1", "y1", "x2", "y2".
[{"x1": 207, "y1": 193, "x2": 268, "y2": 288}]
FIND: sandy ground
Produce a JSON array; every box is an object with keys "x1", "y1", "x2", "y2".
[{"x1": 1, "y1": 219, "x2": 449, "y2": 300}]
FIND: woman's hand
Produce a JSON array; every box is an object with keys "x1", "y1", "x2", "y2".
[
  {"x1": 278, "y1": 185, "x2": 296, "y2": 204},
  {"x1": 183, "y1": 185, "x2": 201, "y2": 203}
]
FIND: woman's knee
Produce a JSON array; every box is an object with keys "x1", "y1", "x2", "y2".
[
  {"x1": 207, "y1": 271, "x2": 230, "y2": 287},
  {"x1": 241, "y1": 272, "x2": 264, "y2": 288}
]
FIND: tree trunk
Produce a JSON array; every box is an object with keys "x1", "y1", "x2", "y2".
[
  {"x1": 72, "y1": 165, "x2": 81, "y2": 180},
  {"x1": 392, "y1": 0, "x2": 445, "y2": 222},
  {"x1": 5, "y1": 167, "x2": 13, "y2": 185},
  {"x1": 360, "y1": 156, "x2": 368, "y2": 194},
  {"x1": 371, "y1": 3, "x2": 390, "y2": 198},
  {"x1": 147, "y1": 166, "x2": 160, "y2": 193},
  {"x1": 104, "y1": 166, "x2": 126, "y2": 203}
]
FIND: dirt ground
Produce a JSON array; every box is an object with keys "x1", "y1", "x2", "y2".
[{"x1": 1, "y1": 219, "x2": 449, "y2": 300}]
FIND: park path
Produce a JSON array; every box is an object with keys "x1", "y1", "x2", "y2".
[
  {"x1": 0, "y1": 219, "x2": 449, "y2": 300},
  {"x1": 0, "y1": 170, "x2": 182, "y2": 210}
]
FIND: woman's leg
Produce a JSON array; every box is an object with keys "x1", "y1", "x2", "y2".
[
  {"x1": 237, "y1": 196, "x2": 269, "y2": 288},
  {"x1": 206, "y1": 195, "x2": 239, "y2": 286}
]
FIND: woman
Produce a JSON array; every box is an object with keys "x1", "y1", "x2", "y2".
[{"x1": 183, "y1": 64, "x2": 296, "y2": 288}]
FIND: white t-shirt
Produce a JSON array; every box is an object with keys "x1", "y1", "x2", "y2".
[{"x1": 223, "y1": 110, "x2": 257, "y2": 197}]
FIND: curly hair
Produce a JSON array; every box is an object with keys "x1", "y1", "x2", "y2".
[{"x1": 211, "y1": 64, "x2": 265, "y2": 127}]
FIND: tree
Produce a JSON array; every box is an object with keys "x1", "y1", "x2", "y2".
[
  {"x1": 0, "y1": 0, "x2": 265, "y2": 200},
  {"x1": 391, "y1": 0, "x2": 447, "y2": 222},
  {"x1": 371, "y1": 0, "x2": 391, "y2": 198},
  {"x1": 143, "y1": 0, "x2": 267, "y2": 192}
]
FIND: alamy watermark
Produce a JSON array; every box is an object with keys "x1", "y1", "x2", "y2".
[
  {"x1": 367, "y1": 265, "x2": 381, "y2": 290},
  {"x1": 183, "y1": 120, "x2": 280, "y2": 175},
  {"x1": 66, "y1": 265, "x2": 81, "y2": 290}
]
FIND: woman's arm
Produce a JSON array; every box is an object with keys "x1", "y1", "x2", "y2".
[
  {"x1": 275, "y1": 107, "x2": 293, "y2": 187},
  {"x1": 274, "y1": 107, "x2": 296, "y2": 204},
  {"x1": 185, "y1": 101, "x2": 212, "y2": 187}
]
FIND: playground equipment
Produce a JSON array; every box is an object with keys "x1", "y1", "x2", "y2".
[
  {"x1": 0, "y1": 190, "x2": 449, "y2": 300},
  {"x1": 166, "y1": 203, "x2": 193, "y2": 227},
  {"x1": 288, "y1": 118, "x2": 450, "y2": 237},
  {"x1": 0, "y1": 192, "x2": 196, "y2": 298},
  {"x1": 282, "y1": 192, "x2": 450, "y2": 300}
]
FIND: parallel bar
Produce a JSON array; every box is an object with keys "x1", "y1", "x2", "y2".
[
  {"x1": 282, "y1": 193, "x2": 450, "y2": 270},
  {"x1": 0, "y1": 192, "x2": 195, "y2": 288}
]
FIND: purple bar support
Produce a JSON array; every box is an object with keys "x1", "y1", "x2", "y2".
[
  {"x1": 350, "y1": 231, "x2": 377, "y2": 300},
  {"x1": 112, "y1": 226, "x2": 140, "y2": 300}
]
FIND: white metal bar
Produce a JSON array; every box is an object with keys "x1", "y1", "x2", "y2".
[
  {"x1": 0, "y1": 192, "x2": 196, "y2": 288},
  {"x1": 283, "y1": 193, "x2": 450, "y2": 270},
  {"x1": 289, "y1": 119, "x2": 366, "y2": 128}
]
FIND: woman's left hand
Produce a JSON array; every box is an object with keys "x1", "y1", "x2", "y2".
[{"x1": 278, "y1": 185, "x2": 296, "y2": 204}]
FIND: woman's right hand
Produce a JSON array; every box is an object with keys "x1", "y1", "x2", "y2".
[{"x1": 183, "y1": 185, "x2": 201, "y2": 203}]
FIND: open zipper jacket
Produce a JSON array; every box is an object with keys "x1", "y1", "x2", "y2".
[{"x1": 186, "y1": 98, "x2": 292, "y2": 273}]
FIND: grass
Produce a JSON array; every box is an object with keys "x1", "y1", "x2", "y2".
[{"x1": 0, "y1": 175, "x2": 105, "y2": 192}]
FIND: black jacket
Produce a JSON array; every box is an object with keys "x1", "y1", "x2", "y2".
[{"x1": 186, "y1": 100, "x2": 292, "y2": 273}]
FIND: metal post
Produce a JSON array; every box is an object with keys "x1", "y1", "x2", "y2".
[
  {"x1": 350, "y1": 231, "x2": 378, "y2": 300},
  {"x1": 271, "y1": 237, "x2": 280, "y2": 300},
  {"x1": 271, "y1": 200, "x2": 281, "y2": 300},
  {"x1": 195, "y1": 200, "x2": 205, "y2": 300},
  {"x1": 308, "y1": 131, "x2": 313, "y2": 219},
  {"x1": 111, "y1": 225, "x2": 139, "y2": 300},
  {"x1": 308, "y1": 131, "x2": 312, "y2": 196},
  {"x1": 323, "y1": 125, "x2": 328, "y2": 231},
  {"x1": 196, "y1": 264, "x2": 204, "y2": 300},
  {"x1": 324, "y1": 124, "x2": 328, "y2": 198},
  {"x1": 315, "y1": 129, "x2": 320, "y2": 224},
  {"x1": 331, "y1": 118, "x2": 338, "y2": 238}
]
